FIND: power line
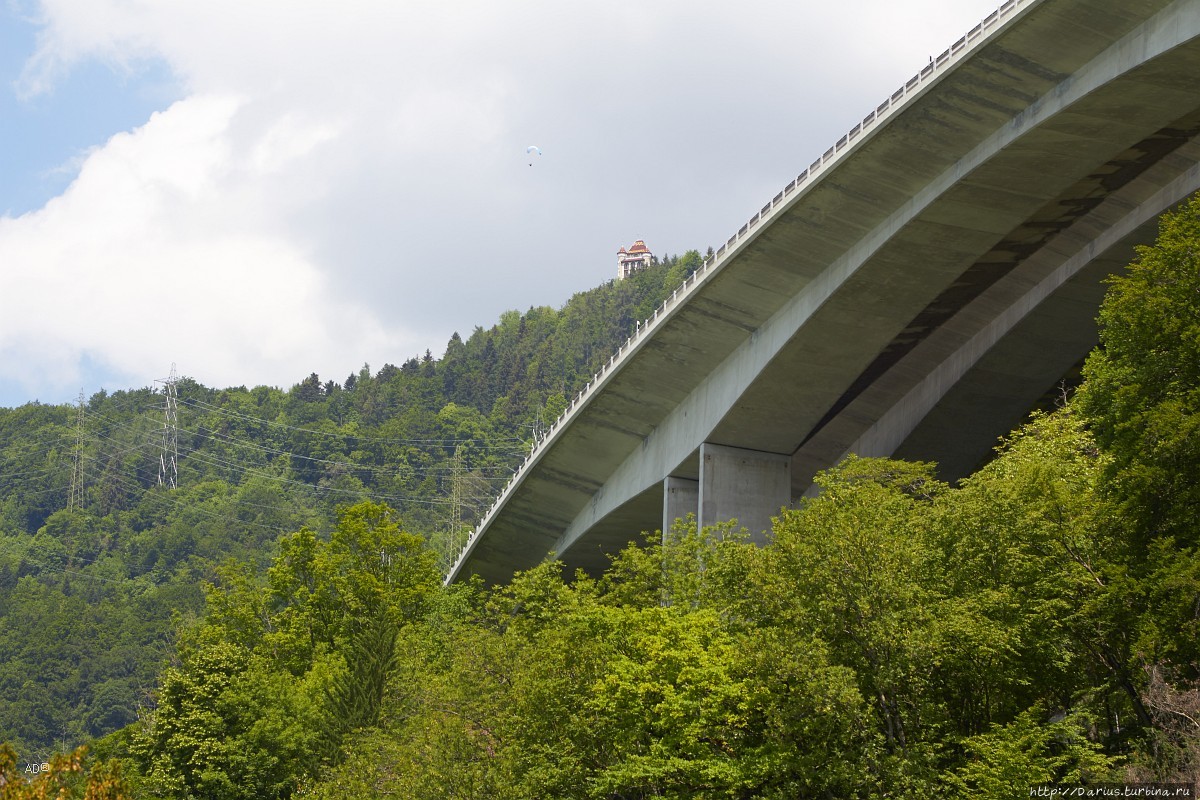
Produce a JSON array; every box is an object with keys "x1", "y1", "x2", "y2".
[
  {"x1": 5, "y1": 378, "x2": 526, "y2": 547},
  {"x1": 76, "y1": 402, "x2": 516, "y2": 508},
  {"x1": 177, "y1": 396, "x2": 526, "y2": 446},
  {"x1": 179, "y1": 448, "x2": 455, "y2": 508},
  {"x1": 179, "y1": 423, "x2": 523, "y2": 479}
]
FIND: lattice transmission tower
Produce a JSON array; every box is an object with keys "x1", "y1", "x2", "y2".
[
  {"x1": 68, "y1": 390, "x2": 85, "y2": 510},
  {"x1": 158, "y1": 364, "x2": 179, "y2": 489},
  {"x1": 439, "y1": 444, "x2": 472, "y2": 574},
  {"x1": 531, "y1": 407, "x2": 547, "y2": 448},
  {"x1": 449, "y1": 444, "x2": 463, "y2": 535}
]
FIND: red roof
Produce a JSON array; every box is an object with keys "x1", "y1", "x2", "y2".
[{"x1": 626, "y1": 239, "x2": 650, "y2": 254}]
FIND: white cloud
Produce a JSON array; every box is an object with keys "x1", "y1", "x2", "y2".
[
  {"x1": 1, "y1": 0, "x2": 1007, "y2": 403},
  {"x1": 0, "y1": 92, "x2": 403, "y2": 399}
]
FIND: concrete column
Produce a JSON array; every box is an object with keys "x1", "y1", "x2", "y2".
[
  {"x1": 662, "y1": 476, "x2": 699, "y2": 541},
  {"x1": 699, "y1": 443, "x2": 791, "y2": 544}
]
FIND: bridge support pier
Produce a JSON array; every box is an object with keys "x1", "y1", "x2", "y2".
[
  {"x1": 662, "y1": 476, "x2": 699, "y2": 539},
  {"x1": 698, "y1": 443, "x2": 791, "y2": 543}
]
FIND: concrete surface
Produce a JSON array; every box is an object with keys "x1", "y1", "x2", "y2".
[{"x1": 449, "y1": 0, "x2": 1200, "y2": 585}]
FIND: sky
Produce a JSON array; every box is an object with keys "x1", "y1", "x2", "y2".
[{"x1": 0, "y1": 0, "x2": 1006, "y2": 409}]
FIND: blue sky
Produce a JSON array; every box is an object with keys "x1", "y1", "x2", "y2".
[
  {"x1": 0, "y1": 0, "x2": 1007, "y2": 409},
  {"x1": 0, "y1": 8, "x2": 177, "y2": 216},
  {"x1": 0, "y1": 6, "x2": 180, "y2": 406}
]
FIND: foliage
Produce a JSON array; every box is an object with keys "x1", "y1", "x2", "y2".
[
  {"x1": 127, "y1": 502, "x2": 440, "y2": 799},
  {"x1": 1080, "y1": 193, "x2": 1200, "y2": 554},
  {"x1": 1075, "y1": 193, "x2": 1200, "y2": 777},
  {"x1": 7, "y1": 191, "x2": 1200, "y2": 797},
  {"x1": 0, "y1": 259, "x2": 687, "y2": 756},
  {"x1": 0, "y1": 743, "x2": 129, "y2": 800},
  {"x1": 945, "y1": 710, "x2": 1117, "y2": 799}
]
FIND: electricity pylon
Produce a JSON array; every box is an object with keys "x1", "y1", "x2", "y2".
[
  {"x1": 68, "y1": 390, "x2": 85, "y2": 510},
  {"x1": 158, "y1": 364, "x2": 179, "y2": 489}
]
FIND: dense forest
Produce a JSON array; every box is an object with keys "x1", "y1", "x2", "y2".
[
  {"x1": 0, "y1": 253, "x2": 704, "y2": 759},
  {"x1": 2, "y1": 187, "x2": 1200, "y2": 798}
]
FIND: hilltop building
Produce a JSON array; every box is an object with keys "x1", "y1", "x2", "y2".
[{"x1": 617, "y1": 240, "x2": 653, "y2": 279}]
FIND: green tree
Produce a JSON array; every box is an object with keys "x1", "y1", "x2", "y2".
[
  {"x1": 928, "y1": 410, "x2": 1140, "y2": 733},
  {"x1": 945, "y1": 710, "x2": 1117, "y2": 798},
  {"x1": 0, "y1": 742, "x2": 130, "y2": 800},
  {"x1": 1080, "y1": 193, "x2": 1200, "y2": 556},
  {"x1": 133, "y1": 640, "x2": 329, "y2": 800},
  {"x1": 129, "y1": 502, "x2": 440, "y2": 797},
  {"x1": 753, "y1": 458, "x2": 947, "y2": 761},
  {"x1": 1076, "y1": 192, "x2": 1200, "y2": 776}
]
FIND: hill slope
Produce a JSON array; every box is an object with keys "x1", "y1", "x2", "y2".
[{"x1": 0, "y1": 254, "x2": 702, "y2": 754}]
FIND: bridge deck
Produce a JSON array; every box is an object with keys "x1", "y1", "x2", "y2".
[{"x1": 450, "y1": 0, "x2": 1200, "y2": 585}]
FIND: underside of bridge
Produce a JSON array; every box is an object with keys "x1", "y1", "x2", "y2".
[{"x1": 450, "y1": 0, "x2": 1200, "y2": 586}]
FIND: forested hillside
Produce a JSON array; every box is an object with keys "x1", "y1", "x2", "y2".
[
  {"x1": 5, "y1": 187, "x2": 1200, "y2": 800},
  {"x1": 0, "y1": 252, "x2": 705, "y2": 759}
]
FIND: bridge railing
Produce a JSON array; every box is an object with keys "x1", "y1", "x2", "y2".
[{"x1": 445, "y1": 0, "x2": 1031, "y2": 582}]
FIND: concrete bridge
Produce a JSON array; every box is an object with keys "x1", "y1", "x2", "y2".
[{"x1": 449, "y1": 0, "x2": 1200, "y2": 585}]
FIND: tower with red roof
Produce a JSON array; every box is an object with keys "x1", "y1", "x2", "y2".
[{"x1": 617, "y1": 240, "x2": 653, "y2": 279}]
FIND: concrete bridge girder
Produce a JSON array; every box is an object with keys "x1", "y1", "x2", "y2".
[
  {"x1": 818, "y1": 143, "x2": 1200, "y2": 481},
  {"x1": 550, "y1": 3, "x2": 1200, "y2": 571},
  {"x1": 450, "y1": 0, "x2": 1200, "y2": 585}
]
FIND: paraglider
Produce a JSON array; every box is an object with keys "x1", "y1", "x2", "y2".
[{"x1": 526, "y1": 145, "x2": 542, "y2": 166}]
